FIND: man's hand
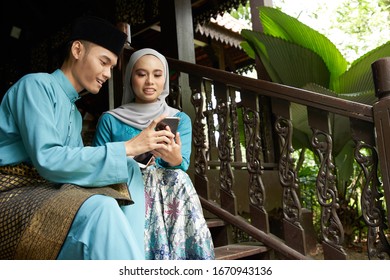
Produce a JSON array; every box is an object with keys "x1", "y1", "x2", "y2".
[{"x1": 124, "y1": 115, "x2": 175, "y2": 157}]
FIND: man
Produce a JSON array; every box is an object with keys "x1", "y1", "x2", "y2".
[{"x1": 0, "y1": 16, "x2": 174, "y2": 259}]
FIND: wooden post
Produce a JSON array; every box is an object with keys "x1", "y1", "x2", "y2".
[
  {"x1": 249, "y1": 0, "x2": 272, "y2": 81},
  {"x1": 372, "y1": 57, "x2": 390, "y2": 224}
]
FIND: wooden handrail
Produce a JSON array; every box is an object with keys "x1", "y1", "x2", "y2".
[
  {"x1": 164, "y1": 56, "x2": 390, "y2": 259},
  {"x1": 167, "y1": 57, "x2": 373, "y2": 121}
]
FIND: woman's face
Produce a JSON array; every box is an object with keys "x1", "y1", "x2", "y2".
[{"x1": 131, "y1": 54, "x2": 165, "y2": 103}]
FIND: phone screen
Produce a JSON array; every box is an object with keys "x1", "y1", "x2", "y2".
[
  {"x1": 133, "y1": 152, "x2": 153, "y2": 168},
  {"x1": 134, "y1": 117, "x2": 180, "y2": 168},
  {"x1": 156, "y1": 117, "x2": 180, "y2": 134}
]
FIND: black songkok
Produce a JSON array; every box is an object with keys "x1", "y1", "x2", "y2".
[{"x1": 70, "y1": 16, "x2": 127, "y2": 56}]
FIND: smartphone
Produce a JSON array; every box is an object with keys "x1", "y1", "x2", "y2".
[
  {"x1": 156, "y1": 117, "x2": 180, "y2": 135},
  {"x1": 134, "y1": 117, "x2": 180, "y2": 168},
  {"x1": 133, "y1": 152, "x2": 153, "y2": 169}
]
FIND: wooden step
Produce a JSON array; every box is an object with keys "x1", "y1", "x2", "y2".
[
  {"x1": 215, "y1": 243, "x2": 270, "y2": 260},
  {"x1": 207, "y1": 218, "x2": 226, "y2": 228}
]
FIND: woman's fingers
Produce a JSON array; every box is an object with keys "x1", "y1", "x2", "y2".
[{"x1": 149, "y1": 115, "x2": 167, "y2": 130}]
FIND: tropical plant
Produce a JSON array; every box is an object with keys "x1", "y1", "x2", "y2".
[{"x1": 240, "y1": 6, "x2": 390, "y2": 191}]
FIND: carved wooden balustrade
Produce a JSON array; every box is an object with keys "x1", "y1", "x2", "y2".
[{"x1": 166, "y1": 57, "x2": 390, "y2": 260}]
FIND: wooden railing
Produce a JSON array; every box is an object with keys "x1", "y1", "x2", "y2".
[{"x1": 166, "y1": 57, "x2": 390, "y2": 260}]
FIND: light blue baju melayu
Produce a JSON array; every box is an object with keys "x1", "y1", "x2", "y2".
[{"x1": 0, "y1": 69, "x2": 145, "y2": 259}]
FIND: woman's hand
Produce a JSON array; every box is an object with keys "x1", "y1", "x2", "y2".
[
  {"x1": 152, "y1": 127, "x2": 182, "y2": 166},
  {"x1": 124, "y1": 115, "x2": 174, "y2": 157}
]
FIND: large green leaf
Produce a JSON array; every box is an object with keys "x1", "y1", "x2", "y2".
[
  {"x1": 334, "y1": 41, "x2": 390, "y2": 93},
  {"x1": 257, "y1": 6, "x2": 348, "y2": 78},
  {"x1": 241, "y1": 30, "x2": 283, "y2": 83},
  {"x1": 241, "y1": 30, "x2": 330, "y2": 88},
  {"x1": 243, "y1": 6, "x2": 390, "y2": 100}
]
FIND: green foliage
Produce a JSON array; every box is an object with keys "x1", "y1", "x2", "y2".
[
  {"x1": 230, "y1": 1, "x2": 252, "y2": 22},
  {"x1": 295, "y1": 149, "x2": 318, "y2": 209},
  {"x1": 271, "y1": 0, "x2": 390, "y2": 64},
  {"x1": 240, "y1": 6, "x2": 390, "y2": 188}
]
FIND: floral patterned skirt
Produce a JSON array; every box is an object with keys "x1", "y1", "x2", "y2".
[{"x1": 142, "y1": 166, "x2": 215, "y2": 260}]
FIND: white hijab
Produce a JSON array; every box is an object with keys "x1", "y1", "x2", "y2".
[{"x1": 107, "y1": 48, "x2": 179, "y2": 130}]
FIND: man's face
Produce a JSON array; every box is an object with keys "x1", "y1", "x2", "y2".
[{"x1": 73, "y1": 41, "x2": 118, "y2": 94}]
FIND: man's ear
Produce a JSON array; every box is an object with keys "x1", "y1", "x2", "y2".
[{"x1": 71, "y1": 40, "x2": 83, "y2": 59}]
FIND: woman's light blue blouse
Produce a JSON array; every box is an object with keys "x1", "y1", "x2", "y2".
[{"x1": 93, "y1": 111, "x2": 192, "y2": 171}]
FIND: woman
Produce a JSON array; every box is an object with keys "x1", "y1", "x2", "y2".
[{"x1": 93, "y1": 48, "x2": 215, "y2": 260}]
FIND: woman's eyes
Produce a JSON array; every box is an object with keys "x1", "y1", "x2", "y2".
[{"x1": 136, "y1": 72, "x2": 163, "y2": 78}]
